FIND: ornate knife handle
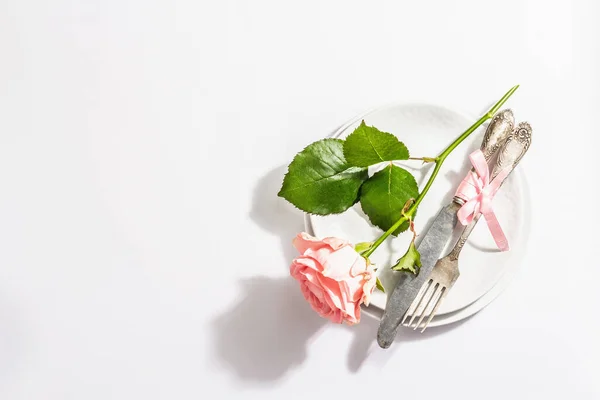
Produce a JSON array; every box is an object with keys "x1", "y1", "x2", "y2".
[
  {"x1": 448, "y1": 122, "x2": 533, "y2": 261},
  {"x1": 480, "y1": 109, "x2": 515, "y2": 160}
]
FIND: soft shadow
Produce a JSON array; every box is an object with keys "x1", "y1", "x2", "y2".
[
  {"x1": 250, "y1": 166, "x2": 305, "y2": 264},
  {"x1": 345, "y1": 313, "x2": 473, "y2": 372},
  {"x1": 212, "y1": 277, "x2": 326, "y2": 386},
  {"x1": 0, "y1": 296, "x2": 25, "y2": 385},
  {"x1": 468, "y1": 241, "x2": 501, "y2": 253}
]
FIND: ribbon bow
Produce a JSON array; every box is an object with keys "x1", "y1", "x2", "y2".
[{"x1": 454, "y1": 149, "x2": 510, "y2": 251}]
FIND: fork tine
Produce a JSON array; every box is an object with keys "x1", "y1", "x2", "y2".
[
  {"x1": 420, "y1": 286, "x2": 447, "y2": 332},
  {"x1": 402, "y1": 279, "x2": 432, "y2": 326},
  {"x1": 405, "y1": 279, "x2": 432, "y2": 327},
  {"x1": 413, "y1": 283, "x2": 441, "y2": 330},
  {"x1": 408, "y1": 280, "x2": 436, "y2": 328}
]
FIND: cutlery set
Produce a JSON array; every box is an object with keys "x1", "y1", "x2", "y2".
[{"x1": 377, "y1": 109, "x2": 532, "y2": 348}]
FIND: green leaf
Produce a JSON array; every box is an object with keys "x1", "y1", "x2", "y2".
[
  {"x1": 278, "y1": 139, "x2": 368, "y2": 215},
  {"x1": 375, "y1": 277, "x2": 385, "y2": 293},
  {"x1": 391, "y1": 241, "x2": 421, "y2": 274},
  {"x1": 343, "y1": 121, "x2": 410, "y2": 167},
  {"x1": 354, "y1": 241, "x2": 374, "y2": 254},
  {"x1": 359, "y1": 165, "x2": 419, "y2": 235}
]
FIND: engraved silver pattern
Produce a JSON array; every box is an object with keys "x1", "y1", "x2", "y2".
[{"x1": 481, "y1": 109, "x2": 515, "y2": 159}]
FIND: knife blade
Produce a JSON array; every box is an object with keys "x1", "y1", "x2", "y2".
[
  {"x1": 376, "y1": 109, "x2": 515, "y2": 348},
  {"x1": 377, "y1": 203, "x2": 458, "y2": 348}
]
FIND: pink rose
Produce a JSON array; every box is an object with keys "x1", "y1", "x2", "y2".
[{"x1": 290, "y1": 232, "x2": 377, "y2": 325}]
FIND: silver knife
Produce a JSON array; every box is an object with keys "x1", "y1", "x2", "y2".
[{"x1": 376, "y1": 109, "x2": 515, "y2": 348}]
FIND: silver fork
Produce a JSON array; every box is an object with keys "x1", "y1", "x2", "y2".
[{"x1": 402, "y1": 122, "x2": 533, "y2": 332}]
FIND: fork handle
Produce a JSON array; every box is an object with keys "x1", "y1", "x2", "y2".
[
  {"x1": 448, "y1": 122, "x2": 532, "y2": 261},
  {"x1": 448, "y1": 215, "x2": 478, "y2": 261}
]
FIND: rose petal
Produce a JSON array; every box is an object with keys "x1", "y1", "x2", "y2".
[
  {"x1": 343, "y1": 301, "x2": 360, "y2": 325},
  {"x1": 300, "y1": 283, "x2": 312, "y2": 302},
  {"x1": 308, "y1": 246, "x2": 363, "y2": 281},
  {"x1": 290, "y1": 261, "x2": 307, "y2": 280},
  {"x1": 290, "y1": 233, "x2": 373, "y2": 325},
  {"x1": 328, "y1": 309, "x2": 343, "y2": 324},
  {"x1": 362, "y1": 277, "x2": 376, "y2": 306},
  {"x1": 309, "y1": 293, "x2": 341, "y2": 324},
  {"x1": 316, "y1": 273, "x2": 343, "y2": 310},
  {"x1": 349, "y1": 256, "x2": 368, "y2": 277},
  {"x1": 338, "y1": 281, "x2": 360, "y2": 322},
  {"x1": 303, "y1": 288, "x2": 324, "y2": 314},
  {"x1": 290, "y1": 256, "x2": 323, "y2": 279},
  {"x1": 322, "y1": 236, "x2": 349, "y2": 250},
  {"x1": 351, "y1": 276, "x2": 366, "y2": 303},
  {"x1": 306, "y1": 281, "x2": 324, "y2": 301},
  {"x1": 339, "y1": 279, "x2": 352, "y2": 301},
  {"x1": 302, "y1": 269, "x2": 321, "y2": 286},
  {"x1": 361, "y1": 265, "x2": 377, "y2": 306},
  {"x1": 354, "y1": 302, "x2": 362, "y2": 324},
  {"x1": 292, "y1": 232, "x2": 329, "y2": 254},
  {"x1": 338, "y1": 277, "x2": 360, "y2": 304},
  {"x1": 306, "y1": 270, "x2": 338, "y2": 312}
]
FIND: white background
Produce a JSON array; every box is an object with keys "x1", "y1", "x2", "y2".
[{"x1": 0, "y1": 0, "x2": 598, "y2": 398}]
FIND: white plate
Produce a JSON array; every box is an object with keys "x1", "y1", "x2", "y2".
[{"x1": 305, "y1": 103, "x2": 531, "y2": 326}]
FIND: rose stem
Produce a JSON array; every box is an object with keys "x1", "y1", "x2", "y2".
[{"x1": 362, "y1": 85, "x2": 519, "y2": 258}]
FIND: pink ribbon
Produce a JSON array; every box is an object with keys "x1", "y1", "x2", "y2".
[{"x1": 454, "y1": 149, "x2": 510, "y2": 251}]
